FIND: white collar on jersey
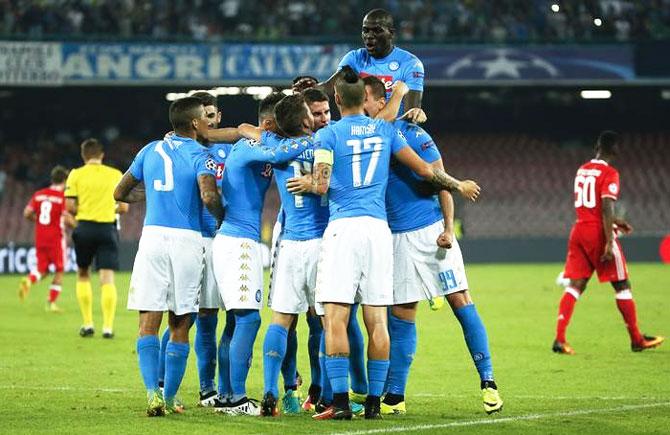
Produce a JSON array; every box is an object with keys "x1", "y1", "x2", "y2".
[{"x1": 590, "y1": 159, "x2": 609, "y2": 165}]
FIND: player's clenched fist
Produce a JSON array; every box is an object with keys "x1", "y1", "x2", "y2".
[
  {"x1": 436, "y1": 230, "x2": 453, "y2": 249},
  {"x1": 458, "y1": 180, "x2": 481, "y2": 201}
]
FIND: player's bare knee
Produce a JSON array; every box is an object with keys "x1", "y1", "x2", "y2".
[
  {"x1": 391, "y1": 303, "x2": 417, "y2": 321},
  {"x1": 271, "y1": 311, "x2": 296, "y2": 329},
  {"x1": 99, "y1": 269, "x2": 114, "y2": 285},
  {"x1": 569, "y1": 278, "x2": 588, "y2": 292},
  {"x1": 612, "y1": 279, "x2": 631, "y2": 292},
  {"x1": 139, "y1": 311, "x2": 162, "y2": 336},
  {"x1": 446, "y1": 290, "x2": 472, "y2": 310},
  {"x1": 77, "y1": 268, "x2": 90, "y2": 280}
]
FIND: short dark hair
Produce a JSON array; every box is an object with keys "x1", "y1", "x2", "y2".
[
  {"x1": 191, "y1": 91, "x2": 218, "y2": 108},
  {"x1": 258, "y1": 92, "x2": 286, "y2": 121},
  {"x1": 335, "y1": 66, "x2": 365, "y2": 109},
  {"x1": 274, "y1": 94, "x2": 308, "y2": 137},
  {"x1": 302, "y1": 88, "x2": 329, "y2": 105},
  {"x1": 596, "y1": 130, "x2": 620, "y2": 155},
  {"x1": 80, "y1": 138, "x2": 104, "y2": 160},
  {"x1": 362, "y1": 75, "x2": 386, "y2": 100},
  {"x1": 364, "y1": 8, "x2": 394, "y2": 29},
  {"x1": 51, "y1": 165, "x2": 68, "y2": 184},
  {"x1": 293, "y1": 75, "x2": 318, "y2": 85},
  {"x1": 169, "y1": 97, "x2": 204, "y2": 131}
]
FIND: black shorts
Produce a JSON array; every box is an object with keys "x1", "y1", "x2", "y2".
[{"x1": 72, "y1": 221, "x2": 119, "y2": 270}]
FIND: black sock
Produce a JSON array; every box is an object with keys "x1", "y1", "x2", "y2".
[
  {"x1": 333, "y1": 392, "x2": 349, "y2": 410},
  {"x1": 284, "y1": 384, "x2": 297, "y2": 393},
  {"x1": 308, "y1": 384, "x2": 322, "y2": 402},
  {"x1": 481, "y1": 380, "x2": 497, "y2": 390},
  {"x1": 382, "y1": 393, "x2": 404, "y2": 405}
]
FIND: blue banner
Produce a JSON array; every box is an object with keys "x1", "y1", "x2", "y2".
[{"x1": 0, "y1": 41, "x2": 636, "y2": 86}]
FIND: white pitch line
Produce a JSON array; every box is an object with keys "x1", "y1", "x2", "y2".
[
  {"x1": 329, "y1": 402, "x2": 670, "y2": 435},
  {"x1": 0, "y1": 385, "x2": 129, "y2": 393},
  {"x1": 412, "y1": 393, "x2": 657, "y2": 401}
]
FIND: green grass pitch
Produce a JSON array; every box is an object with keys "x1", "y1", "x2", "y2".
[{"x1": 1, "y1": 263, "x2": 668, "y2": 434}]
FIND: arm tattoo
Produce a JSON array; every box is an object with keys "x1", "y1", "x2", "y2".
[
  {"x1": 429, "y1": 168, "x2": 460, "y2": 192},
  {"x1": 114, "y1": 172, "x2": 142, "y2": 203},
  {"x1": 124, "y1": 183, "x2": 145, "y2": 203},
  {"x1": 311, "y1": 163, "x2": 332, "y2": 194},
  {"x1": 198, "y1": 174, "x2": 224, "y2": 224}
]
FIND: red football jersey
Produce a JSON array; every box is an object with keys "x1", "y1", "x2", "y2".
[
  {"x1": 573, "y1": 159, "x2": 620, "y2": 225},
  {"x1": 27, "y1": 187, "x2": 65, "y2": 247}
]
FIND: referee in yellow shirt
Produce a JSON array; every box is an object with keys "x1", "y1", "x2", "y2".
[{"x1": 65, "y1": 138, "x2": 128, "y2": 339}]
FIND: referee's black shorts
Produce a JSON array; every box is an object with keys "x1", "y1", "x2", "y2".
[{"x1": 72, "y1": 221, "x2": 119, "y2": 270}]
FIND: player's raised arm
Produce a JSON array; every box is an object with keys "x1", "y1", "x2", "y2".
[
  {"x1": 237, "y1": 123, "x2": 262, "y2": 141},
  {"x1": 198, "y1": 173, "x2": 224, "y2": 226},
  {"x1": 207, "y1": 126, "x2": 242, "y2": 143},
  {"x1": 393, "y1": 145, "x2": 480, "y2": 201},
  {"x1": 375, "y1": 80, "x2": 408, "y2": 122}
]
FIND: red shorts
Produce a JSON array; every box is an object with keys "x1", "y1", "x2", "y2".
[
  {"x1": 564, "y1": 223, "x2": 628, "y2": 283},
  {"x1": 35, "y1": 242, "x2": 66, "y2": 273}
]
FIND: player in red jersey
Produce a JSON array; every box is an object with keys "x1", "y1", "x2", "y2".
[
  {"x1": 553, "y1": 131, "x2": 664, "y2": 354},
  {"x1": 19, "y1": 166, "x2": 75, "y2": 311}
]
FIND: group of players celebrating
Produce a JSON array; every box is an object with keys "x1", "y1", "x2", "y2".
[
  {"x1": 19, "y1": 6, "x2": 663, "y2": 423},
  {"x1": 111, "y1": 8, "x2": 502, "y2": 420}
]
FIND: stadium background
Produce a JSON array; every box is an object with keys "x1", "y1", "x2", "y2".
[{"x1": 1, "y1": 1, "x2": 669, "y2": 273}]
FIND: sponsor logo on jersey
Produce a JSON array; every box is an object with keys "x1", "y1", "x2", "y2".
[
  {"x1": 216, "y1": 163, "x2": 225, "y2": 179},
  {"x1": 388, "y1": 61, "x2": 400, "y2": 71},
  {"x1": 359, "y1": 72, "x2": 394, "y2": 92}
]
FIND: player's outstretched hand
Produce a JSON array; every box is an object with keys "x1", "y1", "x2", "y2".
[
  {"x1": 601, "y1": 241, "x2": 614, "y2": 262},
  {"x1": 287, "y1": 175, "x2": 313, "y2": 194},
  {"x1": 458, "y1": 180, "x2": 481, "y2": 201},
  {"x1": 399, "y1": 108, "x2": 427, "y2": 124},
  {"x1": 292, "y1": 76, "x2": 318, "y2": 93},
  {"x1": 436, "y1": 230, "x2": 453, "y2": 249}
]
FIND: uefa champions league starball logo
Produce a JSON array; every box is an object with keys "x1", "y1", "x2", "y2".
[{"x1": 447, "y1": 49, "x2": 560, "y2": 79}]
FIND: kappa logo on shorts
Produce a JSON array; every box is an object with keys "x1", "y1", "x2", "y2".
[
  {"x1": 255, "y1": 290, "x2": 262, "y2": 303},
  {"x1": 240, "y1": 274, "x2": 250, "y2": 281},
  {"x1": 240, "y1": 263, "x2": 251, "y2": 271},
  {"x1": 240, "y1": 242, "x2": 251, "y2": 249},
  {"x1": 239, "y1": 295, "x2": 248, "y2": 302},
  {"x1": 239, "y1": 253, "x2": 251, "y2": 260},
  {"x1": 240, "y1": 284, "x2": 249, "y2": 292}
]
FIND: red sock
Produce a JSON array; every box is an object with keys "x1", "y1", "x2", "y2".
[
  {"x1": 28, "y1": 272, "x2": 40, "y2": 284},
  {"x1": 615, "y1": 289, "x2": 643, "y2": 344},
  {"x1": 555, "y1": 287, "x2": 581, "y2": 343},
  {"x1": 48, "y1": 285, "x2": 62, "y2": 303}
]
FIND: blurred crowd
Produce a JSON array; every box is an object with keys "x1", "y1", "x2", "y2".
[{"x1": 1, "y1": 0, "x2": 669, "y2": 42}]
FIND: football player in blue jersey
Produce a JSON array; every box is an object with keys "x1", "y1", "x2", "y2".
[
  {"x1": 211, "y1": 93, "x2": 314, "y2": 416},
  {"x1": 295, "y1": 8, "x2": 424, "y2": 114},
  {"x1": 362, "y1": 76, "x2": 503, "y2": 415},
  {"x1": 298, "y1": 69, "x2": 479, "y2": 420},
  {"x1": 113, "y1": 97, "x2": 224, "y2": 417}
]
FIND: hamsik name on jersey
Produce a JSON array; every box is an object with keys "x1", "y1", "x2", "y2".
[
  {"x1": 129, "y1": 135, "x2": 216, "y2": 232},
  {"x1": 314, "y1": 114, "x2": 409, "y2": 222},
  {"x1": 217, "y1": 132, "x2": 313, "y2": 241},
  {"x1": 263, "y1": 134, "x2": 328, "y2": 241},
  {"x1": 386, "y1": 120, "x2": 443, "y2": 233}
]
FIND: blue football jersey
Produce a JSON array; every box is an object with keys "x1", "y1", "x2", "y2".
[
  {"x1": 201, "y1": 142, "x2": 232, "y2": 238},
  {"x1": 314, "y1": 114, "x2": 409, "y2": 222},
  {"x1": 386, "y1": 120, "x2": 443, "y2": 233},
  {"x1": 263, "y1": 133, "x2": 329, "y2": 241},
  {"x1": 339, "y1": 47, "x2": 424, "y2": 113},
  {"x1": 218, "y1": 132, "x2": 312, "y2": 241},
  {"x1": 129, "y1": 135, "x2": 216, "y2": 232}
]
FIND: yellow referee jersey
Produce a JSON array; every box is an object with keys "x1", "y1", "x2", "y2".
[{"x1": 65, "y1": 163, "x2": 123, "y2": 223}]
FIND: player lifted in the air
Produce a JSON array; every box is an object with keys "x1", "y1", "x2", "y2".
[
  {"x1": 362, "y1": 76, "x2": 503, "y2": 415},
  {"x1": 114, "y1": 97, "x2": 224, "y2": 416},
  {"x1": 554, "y1": 131, "x2": 664, "y2": 355},
  {"x1": 19, "y1": 165, "x2": 75, "y2": 312},
  {"x1": 300, "y1": 69, "x2": 479, "y2": 420},
  {"x1": 295, "y1": 8, "x2": 424, "y2": 115}
]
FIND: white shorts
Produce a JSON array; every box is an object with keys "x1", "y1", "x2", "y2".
[
  {"x1": 393, "y1": 220, "x2": 469, "y2": 304},
  {"x1": 127, "y1": 226, "x2": 204, "y2": 316},
  {"x1": 213, "y1": 234, "x2": 264, "y2": 310},
  {"x1": 315, "y1": 216, "x2": 393, "y2": 307},
  {"x1": 268, "y1": 238, "x2": 321, "y2": 314},
  {"x1": 200, "y1": 237, "x2": 223, "y2": 310}
]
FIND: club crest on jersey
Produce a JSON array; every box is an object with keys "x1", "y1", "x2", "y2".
[
  {"x1": 388, "y1": 61, "x2": 400, "y2": 71},
  {"x1": 608, "y1": 183, "x2": 618, "y2": 194},
  {"x1": 217, "y1": 149, "x2": 226, "y2": 158}
]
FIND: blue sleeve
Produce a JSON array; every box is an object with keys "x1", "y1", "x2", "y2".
[
  {"x1": 314, "y1": 127, "x2": 334, "y2": 152},
  {"x1": 405, "y1": 125, "x2": 440, "y2": 163},
  {"x1": 402, "y1": 56, "x2": 424, "y2": 92},
  {"x1": 388, "y1": 123, "x2": 410, "y2": 154},
  {"x1": 193, "y1": 147, "x2": 218, "y2": 178},
  {"x1": 243, "y1": 132, "x2": 311, "y2": 164},
  {"x1": 338, "y1": 49, "x2": 359, "y2": 73},
  {"x1": 129, "y1": 143, "x2": 150, "y2": 181}
]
